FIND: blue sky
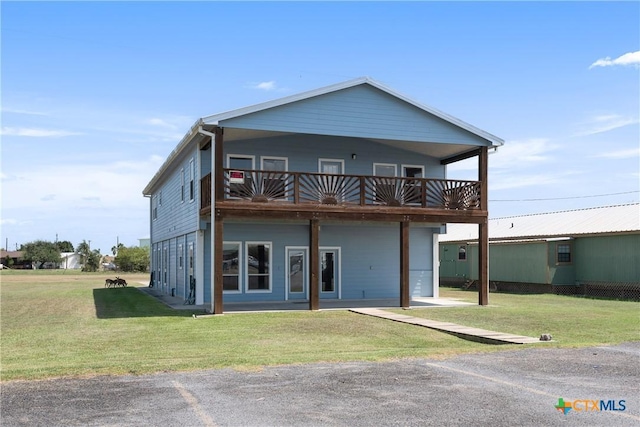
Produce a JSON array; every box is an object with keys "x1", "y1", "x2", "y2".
[{"x1": 2, "y1": 1, "x2": 639, "y2": 255}]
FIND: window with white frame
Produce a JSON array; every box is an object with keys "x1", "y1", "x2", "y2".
[
  {"x1": 178, "y1": 244, "x2": 183, "y2": 269},
  {"x1": 261, "y1": 156, "x2": 288, "y2": 199},
  {"x1": 373, "y1": 163, "x2": 397, "y2": 204},
  {"x1": 180, "y1": 168, "x2": 185, "y2": 203},
  {"x1": 246, "y1": 242, "x2": 271, "y2": 291},
  {"x1": 402, "y1": 165, "x2": 425, "y2": 206},
  {"x1": 152, "y1": 195, "x2": 158, "y2": 220},
  {"x1": 227, "y1": 155, "x2": 255, "y2": 198},
  {"x1": 189, "y1": 159, "x2": 195, "y2": 201},
  {"x1": 222, "y1": 242, "x2": 241, "y2": 292}
]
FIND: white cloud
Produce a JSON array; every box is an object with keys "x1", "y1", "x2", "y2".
[
  {"x1": 0, "y1": 127, "x2": 82, "y2": 137},
  {"x1": 494, "y1": 138, "x2": 557, "y2": 167},
  {"x1": 574, "y1": 114, "x2": 639, "y2": 137},
  {"x1": 248, "y1": 81, "x2": 277, "y2": 91},
  {"x1": 589, "y1": 50, "x2": 640, "y2": 69},
  {"x1": 593, "y1": 148, "x2": 640, "y2": 159}
]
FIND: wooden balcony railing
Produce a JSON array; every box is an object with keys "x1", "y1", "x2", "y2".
[{"x1": 201, "y1": 169, "x2": 483, "y2": 214}]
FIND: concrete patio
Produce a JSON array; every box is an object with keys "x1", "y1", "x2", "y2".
[{"x1": 135, "y1": 285, "x2": 473, "y2": 313}]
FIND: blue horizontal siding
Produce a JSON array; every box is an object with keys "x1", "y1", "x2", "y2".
[
  {"x1": 223, "y1": 134, "x2": 444, "y2": 178},
  {"x1": 202, "y1": 222, "x2": 437, "y2": 303},
  {"x1": 220, "y1": 85, "x2": 488, "y2": 146}
]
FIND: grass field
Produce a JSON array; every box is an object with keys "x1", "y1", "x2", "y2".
[{"x1": 1, "y1": 271, "x2": 638, "y2": 381}]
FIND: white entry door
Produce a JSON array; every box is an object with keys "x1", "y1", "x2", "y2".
[{"x1": 286, "y1": 247, "x2": 308, "y2": 300}]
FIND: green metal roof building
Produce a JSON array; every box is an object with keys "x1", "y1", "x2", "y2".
[{"x1": 439, "y1": 203, "x2": 640, "y2": 299}]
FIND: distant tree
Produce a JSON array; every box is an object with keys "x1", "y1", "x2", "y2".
[
  {"x1": 75, "y1": 240, "x2": 102, "y2": 272},
  {"x1": 3, "y1": 255, "x2": 14, "y2": 268},
  {"x1": 21, "y1": 240, "x2": 62, "y2": 269},
  {"x1": 115, "y1": 246, "x2": 150, "y2": 272},
  {"x1": 76, "y1": 240, "x2": 91, "y2": 270},
  {"x1": 83, "y1": 249, "x2": 102, "y2": 272},
  {"x1": 55, "y1": 240, "x2": 74, "y2": 252},
  {"x1": 111, "y1": 243, "x2": 125, "y2": 256}
]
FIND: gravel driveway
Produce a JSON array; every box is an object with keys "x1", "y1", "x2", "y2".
[{"x1": 2, "y1": 343, "x2": 639, "y2": 426}]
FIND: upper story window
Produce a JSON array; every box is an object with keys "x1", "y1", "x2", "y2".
[
  {"x1": 402, "y1": 165, "x2": 425, "y2": 206},
  {"x1": 152, "y1": 195, "x2": 158, "y2": 220},
  {"x1": 189, "y1": 159, "x2": 195, "y2": 201},
  {"x1": 261, "y1": 157, "x2": 288, "y2": 199},
  {"x1": 180, "y1": 168, "x2": 185, "y2": 203},
  {"x1": 227, "y1": 155, "x2": 255, "y2": 198},
  {"x1": 373, "y1": 163, "x2": 397, "y2": 204}
]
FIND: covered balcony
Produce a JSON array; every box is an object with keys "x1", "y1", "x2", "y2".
[{"x1": 200, "y1": 168, "x2": 486, "y2": 223}]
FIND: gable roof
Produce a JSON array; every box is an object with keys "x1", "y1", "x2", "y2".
[
  {"x1": 202, "y1": 77, "x2": 504, "y2": 146},
  {"x1": 440, "y1": 203, "x2": 640, "y2": 243}
]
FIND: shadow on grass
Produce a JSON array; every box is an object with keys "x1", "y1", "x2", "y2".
[{"x1": 93, "y1": 287, "x2": 197, "y2": 319}]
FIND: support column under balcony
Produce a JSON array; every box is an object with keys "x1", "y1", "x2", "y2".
[
  {"x1": 309, "y1": 219, "x2": 319, "y2": 311},
  {"x1": 400, "y1": 221, "x2": 410, "y2": 308},
  {"x1": 478, "y1": 146, "x2": 489, "y2": 306}
]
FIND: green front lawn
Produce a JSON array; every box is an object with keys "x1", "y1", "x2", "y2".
[{"x1": 1, "y1": 272, "x2": 637, "y2": 381}]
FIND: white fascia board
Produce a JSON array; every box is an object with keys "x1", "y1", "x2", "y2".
[{"x1": 142, "y1": 118, "x2": 204, "y2": 196}]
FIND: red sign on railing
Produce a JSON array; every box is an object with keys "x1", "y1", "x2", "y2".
[{"x1": 229, "y1": 170, "x2": 245, "y2": 184}]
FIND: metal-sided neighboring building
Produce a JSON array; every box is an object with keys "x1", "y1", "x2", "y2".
[{"x1": 439, "y1": 203, "x2": 640, "y2": 299}]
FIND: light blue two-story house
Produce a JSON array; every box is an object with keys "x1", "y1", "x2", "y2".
[{"x1": 143, "y1": 77, "x2": 503, "y2": 313}]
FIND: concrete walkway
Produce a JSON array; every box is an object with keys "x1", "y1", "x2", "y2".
[{"x1": 350, "y1": 307, "x2": 545, "y2": 345}]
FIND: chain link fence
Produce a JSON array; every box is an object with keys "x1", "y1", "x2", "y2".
[{"x1": 441, "y1": 277, "x2": 640, "y2": 301}]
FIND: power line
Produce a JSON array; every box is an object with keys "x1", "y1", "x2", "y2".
[{"x1": 490, "y1": 190, "x2": 639, "y2": 202}]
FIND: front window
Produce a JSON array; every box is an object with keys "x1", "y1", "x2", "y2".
[
  {"x1": 246, "y1": 242, "x2": 271, "y2": 292},
  {"x1": 223, "y1": 242, "x2": 241, "y2": 292}
]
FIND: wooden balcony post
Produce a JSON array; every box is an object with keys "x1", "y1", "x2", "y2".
[
  {"x1": 359, "y1": 176, "x2": 366, "y2": 206},
  {"x1": 294, "y1": 173, "x2": 300, "y2": 204},
  {"x1": 479, "y1": 146, "x2": 488, "y2": 211},
  {"x1": 400, "y1": 221, "x2": 410, "y2": 308},
  {"x1": 213, "y1": 214, "x2": 224, "y2": 314},
  {"x1": 309, "y1": 219, "x2": 320, "y2": 310},
  {"x1": 214, "y1": 127, "x2": 224, "y2": 202},
  {"x1": 478, "y1": 147, "x2": 489, "y2": 305}
]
